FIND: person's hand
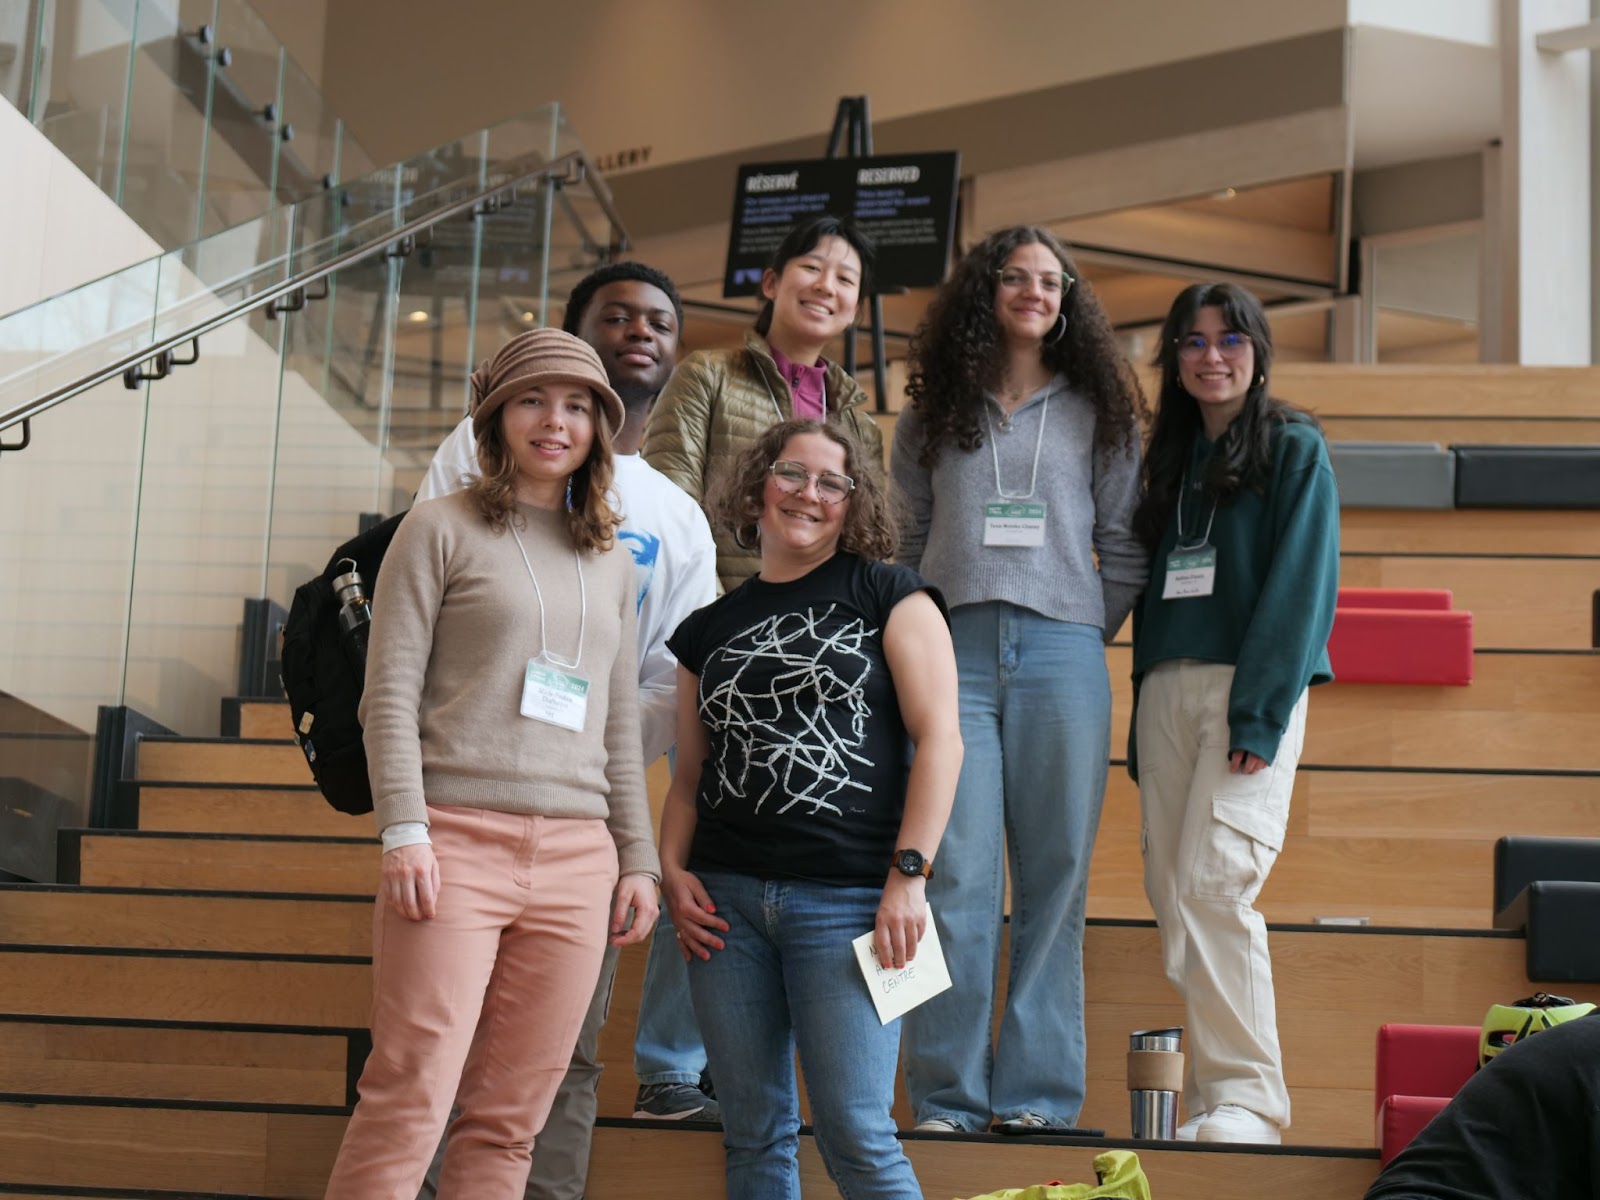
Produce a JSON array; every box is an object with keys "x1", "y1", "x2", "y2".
[
  {"x1": 875, "y1": 873, "x2": 928, "y2": 969},
  {"x1": 382, "y1": 842, "x2": 439, "y2": 921},
  {"x1": 661, "y1": 867, "x2": 728, "y2": 961},
  {"x1": 610, "y1": 873, "x2": 660, "y2": 947},
  {"x1": 1229, "y1": 750, "x2": 1269, "y2": 775}
]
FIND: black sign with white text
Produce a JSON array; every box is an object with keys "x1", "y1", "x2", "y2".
[{"x1": 723, "y1": 152, "x2": 960, "y2": 298}]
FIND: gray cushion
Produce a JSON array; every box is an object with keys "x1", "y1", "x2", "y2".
[{"x1": 1329, "y1": 441, "x2": 1456, "y2": 509}]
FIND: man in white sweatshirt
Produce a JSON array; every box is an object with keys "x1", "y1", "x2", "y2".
[{"x1": 416, "y1": 262, "x2": 719, "y2": 1200}]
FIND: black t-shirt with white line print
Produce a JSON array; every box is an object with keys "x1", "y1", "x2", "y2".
[{"x1": 667, "y1": 552, "x2": 947, "y2": 888}]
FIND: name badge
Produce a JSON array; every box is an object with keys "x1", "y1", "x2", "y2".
[
  {"x1": 983, "y1": 502, "x2": 1047, "y2": 547},
  {"x1": 520, "y1": 661, "x2": 590, "y2": 731},
  {"x1": 1163, "y1": 546, "x2": 1217, "y2": 599}
]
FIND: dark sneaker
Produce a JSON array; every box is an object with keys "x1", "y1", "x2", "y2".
[{"x1": 634, "y1": 1082, "x2": 722, "y2": 1123}]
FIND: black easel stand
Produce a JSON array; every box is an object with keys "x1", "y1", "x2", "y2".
[{"x1": 825, "y1": 96, "x2": 890, "y2": 414}]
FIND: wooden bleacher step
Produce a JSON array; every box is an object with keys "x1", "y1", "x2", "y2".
[
  {"x1": 0, "y1": 946, "x2": 368, "y2": 1027},
  {"x1": 1340, "y1": 508, "x2": 1600, "y2": 556},
  {"x1": 0, "y1": 885, "x2": 369, "y2": 955},
  {"x1": 117, "y1": 781, "x2": 369, "y2": 838},
  {"x1": 0, "y1": 1098, "x2": 345, "y2": 1198},
  {"x1": 57, "y1": 830, "x2": 376, "y2": 894},
  {"x1": 0, "y1": 1015, "x2": 358, "y2": 1107},
  {"x1": 135, "y1": 737, "x2": 310, "y2": 786},
  {"x1": 582, "y1": 1123, "x2": 1381, "y2": 1200},
  {"x1": 1105, "y1": 647, "x2": 1600, "y2": 771}
]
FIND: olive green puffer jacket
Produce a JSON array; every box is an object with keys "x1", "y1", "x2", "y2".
[{"x1": 641, "y1": 332, "x2": 885, "y2": 592}]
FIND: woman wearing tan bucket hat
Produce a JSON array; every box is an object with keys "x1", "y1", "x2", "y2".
[{"x1": 324, "y1": 328, "x2": 660, "y2": 1199}]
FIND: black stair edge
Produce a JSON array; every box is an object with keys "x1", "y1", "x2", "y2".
[
  {"x1": 0, "y1": 1183, "x2": 282, "y2": 1199},
  {"x1": 136, "y1": 735, "x2": 296, "y2": 746},
  {"x1": 588, "y1": 1117, "x2": 1381, "y2": 1159},
  {"x1": 0, "y1": 1012, "x2": 366, "y2": 1037},
  {"x1": 0, "y1": 882, "x2": 371, "y2": 902},
  {"x1": 1085, "y1": 915, "x2": 1519, "y2": 940},
  {"x1": 93, "y1": 707, "x2": 174, "y2": 828},
  {"x1": 0, "y1": 943, "x2": 368, "y2": 966},
  {"x1": 0, "y1": 1091, "x2": 350, "y2": 1117},
  {"x1": 56, "y1": 827, "x2": 374, "y2": 845}
]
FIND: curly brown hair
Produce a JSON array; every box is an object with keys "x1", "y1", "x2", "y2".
[
  {"x1": 711, "y1": 419, "x2": 897, "y2": 562},
  {"x1": 467, "y1": 398, "x2": 620, "y2": 552},
  {"x1": 905, "y1": 226, "x2": 1146, "y2": 468}
]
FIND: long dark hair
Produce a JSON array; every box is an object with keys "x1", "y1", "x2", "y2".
[
  {"x1": 753, "y1": 216, "x2": 876, "y2": 337},
  {"x1": 904, "y1": 225, "x2": 1144, "y2": 468},
  {"x1": 1132, "y1": 282, "x2": 1317, "y2": 550}
]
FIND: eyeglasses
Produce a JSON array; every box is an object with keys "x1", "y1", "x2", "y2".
[
  {"x1": 769, "y1": 460, "x2": 855, "y2": 504},
  {"x1": 1176, "y1": 331, "x2": 1252, "y2": 361},
  {"x1": 996, "y1": 267, "x2": 1074, "y2": 295}
]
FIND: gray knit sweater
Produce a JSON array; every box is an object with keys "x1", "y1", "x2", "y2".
[{"x1": 891, "y1": 379, "x2": 1149, "y2": 638}]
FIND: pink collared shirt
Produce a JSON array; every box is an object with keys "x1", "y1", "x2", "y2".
[{"x1": 769, "y1": 344, "x2": 827, "y2": 421}]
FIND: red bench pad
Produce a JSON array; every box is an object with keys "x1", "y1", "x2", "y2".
[
  {"x1": 1338, "y1": 587, "x2": 1453, "y2": 611},
  {"x1": 1374, "y1": 1023, "x2": 1479, "y2": 1163},
  {"x1": 1329, "y1": 609, "x2": 1474, "y2": 685}
]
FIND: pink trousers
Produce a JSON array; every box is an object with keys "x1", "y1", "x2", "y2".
[{"x1": 324, "y1": 805, "x2": 618, "y2": 1199}]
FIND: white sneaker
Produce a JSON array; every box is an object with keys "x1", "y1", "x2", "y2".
[
  {"x1": 1195, "y1": 1104, "x2": 1281, "y2": 1145},
  {"x1": 914, "y1": 1117, "x2": 965, "y2": 1133},
  {"x1": 1175, "y1": 1111, "x2": 1207, "y2": 1142}
]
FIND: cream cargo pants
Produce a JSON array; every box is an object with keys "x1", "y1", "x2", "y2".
[{"x1": 1135, "y1": 659, "x2": 1308, "y2": 1129}]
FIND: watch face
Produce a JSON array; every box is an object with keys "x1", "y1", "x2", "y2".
[{"x1": 896, "y1": 849, "x2": 924, "y2": 875}]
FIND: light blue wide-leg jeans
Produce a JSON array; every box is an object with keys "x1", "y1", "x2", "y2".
[{"x1": 903, "y1": 601, "x2": 1111, "y2": 1129}]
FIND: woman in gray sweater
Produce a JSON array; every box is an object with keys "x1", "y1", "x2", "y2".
[{"x1": 895, "y1": 226, "x2": 1149, "y2": 1135}]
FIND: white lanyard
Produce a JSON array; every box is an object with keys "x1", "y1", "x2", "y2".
[
  {"x1": 1175, "y1": 468, "x2": 1218, "y2": 550},
  {"x1": 509, "y1": 523, "x2": 587, "y2": 671},
  {"x1": 984, "y1": 387, "x2": 1053, "y2": 501}
]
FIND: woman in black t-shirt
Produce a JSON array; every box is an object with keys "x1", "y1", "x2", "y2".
[{"x1": 661, "y1": 418, "x2": 962, "y2": 1200}]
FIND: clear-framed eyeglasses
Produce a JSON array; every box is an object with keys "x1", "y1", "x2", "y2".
[
  {"x1": 769, "y1": 460, "x2": 855, "y2": 504},
  {"x1": 995, "y1": 267, "x2": 1074, "y2": 295},
  {"x1": 1176, "y1": 331, "x2": 1252, "y2": 361}
]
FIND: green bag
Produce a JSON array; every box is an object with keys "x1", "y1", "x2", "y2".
[{"x1": 954, "y1": 1149, "x2": 1152, "y2": 1200}]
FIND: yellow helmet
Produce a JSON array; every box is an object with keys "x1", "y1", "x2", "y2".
[{"x1": 1479, "y1": 993, "x2": 1596, "y2": 1067}]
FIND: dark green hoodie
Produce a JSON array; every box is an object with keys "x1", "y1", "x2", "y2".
[{"x1": 1132, "y1": 414, "x2": 1340, "y2": 769}]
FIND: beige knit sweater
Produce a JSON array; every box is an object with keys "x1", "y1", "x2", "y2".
[{"x1": 360, "y1": 492, "x2": 659, "y2": 879}]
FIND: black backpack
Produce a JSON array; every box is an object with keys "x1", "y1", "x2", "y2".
[{"x1": 279, "y1": 512, "x2": 408, "y2": 815}]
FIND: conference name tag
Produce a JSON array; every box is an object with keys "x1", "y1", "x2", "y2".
[
  {"x1": 1163, "y1": 546, "x2": 1217, "y2": 599},
  {"x1": 983, "y1": 502, "x2": 1047, "y2": 547},
  {"x1": 520, "y1": 662, "x2": 589, "y2": 731}
]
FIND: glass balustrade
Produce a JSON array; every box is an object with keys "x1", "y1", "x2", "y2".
[{"x1": 0, "y1": 100, "x2": 624, "y2": 882}]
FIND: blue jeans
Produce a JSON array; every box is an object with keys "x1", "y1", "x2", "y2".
[
  {"x1": 633, "y1": 906, "x2": 708, "y2": 1085},
  {"x1": 902, "y1": 603, "x2": 1110, "y2": 1129},
  {"x1": 686, "y1": 870, "x2": 920, "y2": 1200},
  {"x1": 635, "y1": 745, "x2": 709, "y2": 1087}
]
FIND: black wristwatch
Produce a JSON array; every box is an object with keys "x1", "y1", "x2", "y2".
[{"x1": 893, "y1": 848, "x2": 933, "y2": 880}]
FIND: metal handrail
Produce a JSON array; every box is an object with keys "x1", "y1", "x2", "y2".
[{"x1": 0, "y1": 149, "x2": 628, "y2": 439}]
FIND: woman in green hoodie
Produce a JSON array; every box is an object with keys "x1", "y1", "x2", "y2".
[{"x1": 1130, "y1": 282, "x2": 1340, "y2": 1146}]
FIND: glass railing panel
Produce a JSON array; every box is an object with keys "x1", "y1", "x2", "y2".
[
  {"x1": 111, "y1": 0, "x2": 221, "y2": 246},
  {"x1": 265, "y1": 243, "x2": 403, "y2": 607},
  {"x1": 0, "y1": 371, "x2": 150, "y2": 879},
  {"x1": 276, "y1": 52, "x2": 374, "y2": 199},
  {"x1": 193, "y1": 0, "x2": 284, "y2": 235},
  {"x1": 119, "y1": 270, "x2": 287, "y2": 735},
  {"x1": 0, "y1": 256, "x2": 164, "y2": 415},
  {"x1": 28, "y1": 0, "x2": 140, "y2": 196}
]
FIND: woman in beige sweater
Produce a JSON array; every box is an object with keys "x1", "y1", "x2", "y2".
[{"x1": 324, "y1": 329, "x2": 660, "y2": 1199}]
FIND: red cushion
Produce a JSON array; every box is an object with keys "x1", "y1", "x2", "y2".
[
  {"x1": 1338, "y1": 587, "x2": 1453, "y2": 611},
  {"x1": 1374, "y1": 1025, "x2": 1480, "y2": 1163},
  {"x1": 1329, "y1": 609, "x2": 1474, "y2": 685},
  {"x1": 1375, "y1": 1024, "x2": 1480, "y2": 1107},
  {"x1": 1378, "y1": 1095, "x2": 1452, "y2": 1164}
]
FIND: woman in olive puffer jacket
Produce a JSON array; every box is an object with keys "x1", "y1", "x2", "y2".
[{"x1": 642, "y1": 216, "x2": 885, "y2": 592}]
